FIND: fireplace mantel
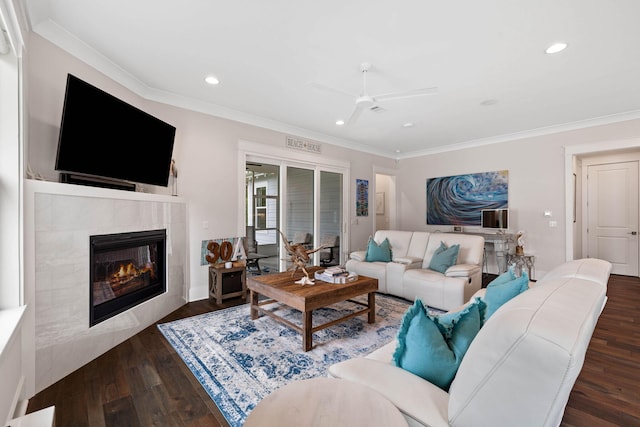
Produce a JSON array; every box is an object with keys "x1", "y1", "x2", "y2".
[
  {"x1": 23, "y1": 178, "x2": 188, "y2": 395},
  {"x1": 25, "y1": 178, "x2": 184, "y2": 203}
]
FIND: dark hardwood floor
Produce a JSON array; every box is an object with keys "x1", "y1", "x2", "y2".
[
  {"x1": 561, "y1": 274, "x2": 640, "y2": 427},
  {"x1": 27, "y1": 274, "x2": 640, "y2": 426}
]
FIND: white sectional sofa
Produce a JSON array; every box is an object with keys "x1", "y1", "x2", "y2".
[
  {"x1": 329, "y1": 258, "x2": 612, "y2": 427},
  {"x1": 345, "y1": 230, "x2": 485, "y2": 311}
]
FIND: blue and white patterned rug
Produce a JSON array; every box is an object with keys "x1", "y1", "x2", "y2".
[{"x1": 157, "y1": 293, "x2": 421, "y2": 427}]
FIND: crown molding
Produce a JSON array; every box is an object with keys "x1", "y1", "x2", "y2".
[{"x1": 396, "y1": 109, "x2": 640, "y2": 160}]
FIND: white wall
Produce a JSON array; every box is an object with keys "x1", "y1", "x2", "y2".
[{"x1": 397, "y1": 121, "x2": 640, "y2": 278}]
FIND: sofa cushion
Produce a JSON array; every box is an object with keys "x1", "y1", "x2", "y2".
[
  {"x1": 366, "y1": 237, "x2": 392, "y2": 262},
  {"x1": 422, "y1": 234, "x2": 484, "y2": 269},
  {"x1": 373, "y1": 230, "x2": 414, "y2": 260},
  {"x1": 392, "y1": 299, "x2": 482, "y2": 391},
  {"x1": 348, "y1": 250, "x2": 366, "y2": 262},
  {"x1": 393, "y1": 256, "x2": 423, "y2": 266},
  {"x1": 428, "y1": 241, "x2": 460, "y2": 273},
  {"x1": 483, "y1": 269, "x2": 529, "y2": 320},
  {"x1": 328, "y1": 357, "x2": 451, "y2": 427}
]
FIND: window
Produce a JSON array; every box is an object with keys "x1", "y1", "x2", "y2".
[
  {"x1": 0, "y1": 31, "x2": 21, "y2": 308},
  {"x1": 244, "y1": 152, "x2": 348, "y2": 271},
  {"x1": 255, "y1": 186, "x2": 267, "y2": 229}
]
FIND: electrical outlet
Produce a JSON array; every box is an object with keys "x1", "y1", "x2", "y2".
[
  {"x1": 549, "y1": 220, "x2": 557, "y2": 228},
  {"x1": 203, "y1": 221, "x2": 209, "y2": 229}
]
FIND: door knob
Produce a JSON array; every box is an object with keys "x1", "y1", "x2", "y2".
[{"x1": 630, "y1": 231, "x2": 638, "y2": 235}]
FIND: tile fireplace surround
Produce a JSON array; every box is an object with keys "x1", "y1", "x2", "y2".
[{"x1": 24, "y1": 180, "x2": 188, "y2": 394}]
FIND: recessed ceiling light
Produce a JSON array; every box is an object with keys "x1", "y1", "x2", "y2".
[
  {"x1": 395, "y1": 149, "x2": 401, "y2": 153},
  {"x1": 545, "y1": 42, "x2": 568, "y2": 54},
  {"x1": 403, "y1": 122, "x2": 414, "y2": 128},
  {"x1": 336, "y1": 120, "x2": 345, "y2": 126},
  {"x1": 205, "y1": 75, "x2": 220, "y2": 85}
]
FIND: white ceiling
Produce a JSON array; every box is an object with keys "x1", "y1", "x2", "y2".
[{"x1": 22, "y1": 0, "x2": 640, "y2": 159}]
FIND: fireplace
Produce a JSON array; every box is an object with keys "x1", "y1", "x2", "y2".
[{"x1": 90, "y1": 229, "x2": 166, "y2": 326}]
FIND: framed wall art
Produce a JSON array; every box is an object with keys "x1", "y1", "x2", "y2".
[
  {"x1": 356, "y1": 179, "x2": 369, "y2": 217},
  {"x1": 426, "y1": 170, "x2": 508, "y2": 226}
]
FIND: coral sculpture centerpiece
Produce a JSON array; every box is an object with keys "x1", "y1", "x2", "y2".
[{"x1": 278, "y1": 229, "x2": 327, "y2": 285}]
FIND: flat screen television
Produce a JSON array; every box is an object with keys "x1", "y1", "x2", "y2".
[
  {"x1": 481, "y1": 208, "x2": 509, "y2": 230},
  {"x1": 55, "y1": 74, "x2": 176, "y2": 187}
]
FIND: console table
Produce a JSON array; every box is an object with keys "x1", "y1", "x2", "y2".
[
  {"x1": 507, "y1": 253, "x2": 535, "y2": 279},
  {"x1": 456, "y1": 232, "x2": 514, "y2": 273}
]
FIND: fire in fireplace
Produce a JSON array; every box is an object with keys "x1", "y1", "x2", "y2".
[{"x1": 90, "y1": 229, "x2": 166, "y2": 326}]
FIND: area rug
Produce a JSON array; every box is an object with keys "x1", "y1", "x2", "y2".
[{"x1": 158, "y1": 293, "x2": 436, "y2": 427}]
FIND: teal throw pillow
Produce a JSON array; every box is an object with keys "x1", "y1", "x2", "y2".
[
  {"x1": 487, "y1": 268, "x2": 516, "y2": 287},
  {"x1": 428, "y1": 241, "x2": 460, "y2": 273},
  {"x1": 435, "y1": 297, "x2": 486, "y2": 339},
  {"x1": 392, "y1": 298, "x2": 482, "y2": 391},
  {"x1": 483, "y1": 270, "x2": 529, "y2": 321},
  {"x1": 365, "y1": 237, "x2": 392, "y2": 262}
]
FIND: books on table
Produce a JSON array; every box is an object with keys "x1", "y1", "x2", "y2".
[{"x1": 314, "y1": 267, "x2": 358, "y2": 284}]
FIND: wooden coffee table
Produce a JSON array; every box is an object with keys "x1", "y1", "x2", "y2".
[{"x1": 247, "y1": 267, "x2": 378, "y2": 351}]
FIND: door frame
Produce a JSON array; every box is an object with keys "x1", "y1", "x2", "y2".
[
  {"x1": 584, "y1": 159, "x2": 639, "y2": 274},
  {"x1": 373, "y1": 167, "x2": 398, "y2": 233},
  {"x1": 238, "y1": 139, "x2": 351, "y2": 266},
  {"x1": 564, "y1": 137, "x2": 640, "y2": 263}
]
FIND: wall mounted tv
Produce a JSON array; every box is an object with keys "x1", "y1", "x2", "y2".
[
  {"x1": 481, "y1": 208, "x2": 509, "y2": 230},
  {"x1": 55, "y1": 74, "x2": 176, "y2": 188}
]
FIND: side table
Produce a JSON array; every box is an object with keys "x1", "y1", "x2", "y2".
[
  {"x1": 507, "y1": 254, "x2": 535, "y2": 279},
  {"x1": 208, "y1": 265, "x2": 246, "y2": 304},
  {"x1": 244, "y1": 377, "x2": 408, "y2": 427}
]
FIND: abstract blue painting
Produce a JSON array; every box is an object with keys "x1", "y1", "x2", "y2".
[{"x1": 426, "y1": 170, "x2": 508, "y2": 225}]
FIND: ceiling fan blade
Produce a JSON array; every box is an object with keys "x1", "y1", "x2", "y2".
[
  {"x1": 306, "y1": 82, "x2": 357, "y2": 99},
  {"x1": 375, "y1": 86, "x2": 438, "y2": 102},
  {"x1": 346, "y1": 103, "x2": 366, "y2": 126}
]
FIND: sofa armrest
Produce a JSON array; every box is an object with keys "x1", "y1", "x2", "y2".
[
  {"x1": 445, "y1": 263, "x2": 481, "y2": 278},
  {"x1": 328, "y1": 358, "x2": 450, "y2": 427},
  {"x1": 349, "y1": 251, "x2": 367, "y2": 262},
  {"x1": 393, "y1": 256, "x2": 423, "y2": 266}
]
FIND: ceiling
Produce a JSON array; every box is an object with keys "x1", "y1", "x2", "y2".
[{"x1": 22, "y1": 0, "x2": 640, "y2": 159}]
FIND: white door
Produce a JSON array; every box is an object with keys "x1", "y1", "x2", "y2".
[{"x1": 587, "y1": 161, "x2": 639, "y2": 275}]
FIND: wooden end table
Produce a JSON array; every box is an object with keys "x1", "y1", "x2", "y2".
[
  {"x1": 208, "y1": 264, "x2": 246, "y2": 305},
  {"x1": 246, "y1": 267, "x2": 378, "y2": 351}
]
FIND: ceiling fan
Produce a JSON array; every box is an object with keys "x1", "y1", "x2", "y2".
[{"x1": 310, "y1": 62, "x2": 438, "y2": 125}]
